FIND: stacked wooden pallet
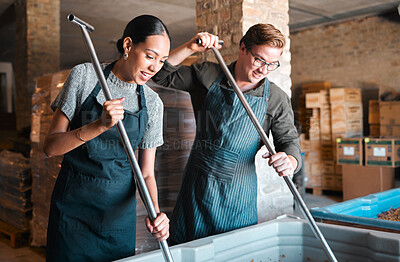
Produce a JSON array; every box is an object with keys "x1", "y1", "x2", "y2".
[
  {"x1": 30, "y1": 70, "x2": 69, "y2": 247},
  {"x1": 300, "y1": 82, "x2": 363, "y2": 195},
  {"x1": 0, "y1": 150, "x2": 31, "y2": 229},
  {"x1": 0, "y1": 150, "x2": 31, "y2": 247}
]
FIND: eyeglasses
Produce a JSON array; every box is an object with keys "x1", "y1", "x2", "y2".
[{"x1": 248, "y1": 49, "x2": 280, "y2": 71}]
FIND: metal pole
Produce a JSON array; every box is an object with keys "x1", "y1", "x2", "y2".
[
  {"x1": 210, "y1": 46, "x2": 338, "y2": 262},
  {"x1": 67, "y1": 14, "x2": 174, "y2": 262}
]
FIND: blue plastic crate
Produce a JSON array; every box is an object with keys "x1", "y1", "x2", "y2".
[{"x1": 311, "y1": 188, "x2": 400, "y2": 231}]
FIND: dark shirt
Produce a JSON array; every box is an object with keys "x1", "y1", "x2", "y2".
[{"x1": 153, "y1": 60, "x2": 302, "y2": 172}]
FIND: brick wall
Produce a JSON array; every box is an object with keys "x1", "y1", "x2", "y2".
[
  {"x1": 291, "y1": 12, "x2": 400, "y2": 94},
  {"x1": 196, "y1": 0, "x2": 292, "y2": 96},
  {"x1": 15, "y1": 0, "x2": 60, "y2": 130},
  {"x1": 195, "y1": 0, "x2": 243, "y2": 63}
]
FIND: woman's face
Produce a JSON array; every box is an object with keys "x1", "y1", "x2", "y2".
[{"x1": 125, "y1": 34, "x2": 170, "y2": 85}]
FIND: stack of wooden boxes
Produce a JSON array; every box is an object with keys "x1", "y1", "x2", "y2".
[
  {"x1": 304, "y1": 89, "x2": 331, "y2": 189},
  {"x1": 30, "y1": 70, "x2": 70, "y2": 246},
  {"x1": 300, "y1": 82, "x2": 363, "y2": 194},
  {"x1": 330, "y1": 88, "x2": 363, "y2": 190},
  {"x1": 330, "y1": 88, "x2": 363, "y2": 138},
  {"x1": 300, "y1": 82, "x2": 330, "y2": 194},
  {"x1": 298, "y1": 82, "x2": 331, "y2": 140}
]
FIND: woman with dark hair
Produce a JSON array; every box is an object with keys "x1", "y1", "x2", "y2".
[{"x1": 44, "y1": 15, "x2": 171, "y2": 262}]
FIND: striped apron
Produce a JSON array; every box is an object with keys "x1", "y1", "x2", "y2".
[{"x1": 169, "y1": 72, "x2": 270, "y2": 244}]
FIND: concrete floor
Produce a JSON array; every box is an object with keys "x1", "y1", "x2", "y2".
[{"x1": 0, "y1": 191, "x2": 342, "y2": 262}]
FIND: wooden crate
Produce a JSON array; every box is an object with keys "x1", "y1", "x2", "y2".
[
  {"x1": 301, "y1": 81, "x2": 331, "y2": 93},
  {"x1": 368, "y1": 100, "x2": 380, "y2": 124},
  {"x1": 330, "y1": 88, "x2": 361, "y2": 104}
]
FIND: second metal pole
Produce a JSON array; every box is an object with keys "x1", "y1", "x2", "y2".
[{"x1": 210, "y1": 46, "x2": 338, "y2": 262}]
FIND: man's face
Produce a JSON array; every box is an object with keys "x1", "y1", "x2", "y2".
[{"x1": 236, "y1": 43, "x2": 283, "y2": 85}]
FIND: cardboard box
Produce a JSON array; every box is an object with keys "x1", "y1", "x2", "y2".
[
  {"x1": 310, "y1": 139, "x2": 321, "y2": 153},
  {"x1": 331, "y1": 118, "x2": 363, "y2": 136},
  {"x1": 335, "y1": 174, "x2": 342, "y2": 190},
  {"x1": 330, "y1": 88, "x2": 361, "y2": 104},
  {"x1": 322, "y1": 160, "x2": 335, "y2": 174},
  {"x1": 305, "y1": 92, "x2": 320, "y2": 108},
  {"x1": 299, "y1": 135, "x2": 310, "y2": 153},
  {"x1": 364, "y1": 138, "x2": 400, "y2": 167},
  {"x1": 380, "y1": 124, "x2": 400, "y2": 137},
  {"x1": 310, "y1": 162, "x2": 322, "y2": 176},
  {"x1": 368, "y1": 100, "x2": 380, "y2": 124},
  {"x1": 320, "y1": 105, "x2": 331, "y2": 135},
  {"x1": 308, "y1": 109, "x2": 321, "y2": 140},
  {"x1": 369, "y1": 124, "x2": 380, "y2": 137},
  {"x1": 331, "y1": 103, "x2": 363, "y2": 121},
  {"x1": 336, "y1": 137, "x2": 363, "y2": 165},
  {"x1": 323, "y1": 174, "x2": 335, "y2": 189},
  {"x1": 342, "y1": 165, "x2": 395, "y2": 200},
  {"x1": 335, "y1": 164, "x2": 342, "y2": 175},
  {"x1": 301, "y1": 81, "x2": 331, "y2": 93},
  {"x1": 379, "y1": 101, "x2": 400, "y2": 126},
  {"x1": 321, "y1": 143, "x2": 334, "y2": 161},
  {"x1": 307, "y1": 173, "x2": 322, "y2": 187}
]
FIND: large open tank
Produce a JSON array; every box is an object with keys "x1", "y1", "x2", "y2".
[
  {"x1": 311, "y1": 188, "x2": 400, "y2": 233},
  {"x1": 116, "y1": 215, "x2": 400, "y2": 262}
]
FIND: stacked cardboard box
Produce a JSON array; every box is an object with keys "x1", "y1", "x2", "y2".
[
  {"x1": 368, "y1": 100, "x2": 380, "y2": 137},
  {"x1": 364, "y1": 137, "x2": 400, "y2": 167},
  {"x1": 379, "y1": 101, "x2": 400, "y2": 136},
  {"x1": 302, "y1": 84, "x2": 331, "y2": 189},
  {"x1": 30, "y1": 70, "x2": 70, "y2": 246},
  {"x1": 330, "y1": 88, "x2": 363, "y2": 138},
  {"x1": 0, "y1": 150, "x2": 31, "y2": 229},
  {"x1": 299, "y1": 81, "x2": 331, "y2": 140},
  {"x1": 337, "y1": 137, "x2": 398, "y2": 200},
  {"x1": 330, "y1": 88, "x2": 364, "y2": 190},
  {"x1": 336, "y1": 138, "x2": 363, "y2": 165},
  {"x1": 302, "y1": 85, "x2": 345, "y2": 191}
]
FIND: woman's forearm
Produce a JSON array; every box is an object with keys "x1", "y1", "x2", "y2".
[
  {"x1": 44, "y1": 118, "x2": 107, "y2": 157},
  {"x1": 143, "y1": 175, "x2": 160, "y2": 213},
  {"x1": 139, "y1": 148, "x2": 160, "y2": 213},
  {"x1": 44, "y1": 99, "x2": 124, "y2": 158}
]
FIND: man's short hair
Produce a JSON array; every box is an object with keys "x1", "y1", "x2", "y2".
[{"x1": 240, "y1": 23, "x2": 286, "y2": 50}]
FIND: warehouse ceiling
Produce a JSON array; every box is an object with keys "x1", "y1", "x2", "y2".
[{"x1": 0, "y1": 0, "x2": 399, "y2": 69}]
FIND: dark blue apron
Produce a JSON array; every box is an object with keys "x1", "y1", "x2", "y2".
[
  {"x1": 46, "y1": 62, "x2": 149, "y2": 262},
  {"x1": 169, "y1": 72, "x2": 270, "y2": 244}
]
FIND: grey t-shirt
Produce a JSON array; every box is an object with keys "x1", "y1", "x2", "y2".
[{"x1": 51, "y1": 62, "x2": 164, "y2": 149}]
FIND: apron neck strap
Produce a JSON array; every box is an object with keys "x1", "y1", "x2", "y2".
[
  {"x1": 262, "y1": 78, "x2": 271, "y2": 100},
  {"x1": 215, "y1": 70, "x2": 226, "y2": 86},
  {"x1": 91, "y1": 60, "x2": 118, "y2": 97},
  {"x1": 136, "y1": 85, "x2": 146, "y2": 109}
]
